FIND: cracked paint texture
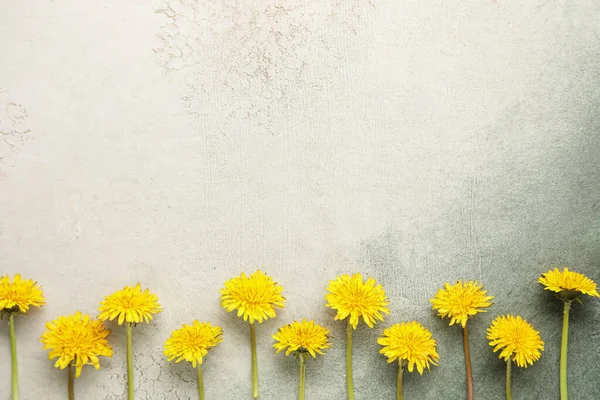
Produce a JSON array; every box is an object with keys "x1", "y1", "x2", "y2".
[{"x1": 1, "y1": 0, "x2": 600, "y2": 399}]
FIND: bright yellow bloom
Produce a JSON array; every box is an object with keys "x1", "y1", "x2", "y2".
[
  {"x1": 0, "y1": 274, "x2": 45, "y2": 314},
  {"x1": 164, "y1": 320, "x2": 222, "y2": 368},
  {"x1": 272, "y1": 319, "x2": 331, "y2": 358},
  {"x1": 487, "y1": 315, "x2": 544, "y2": 368},
  {"x1": 98, "y1": 283, "x2": 161, "y2": 325},
  {"x1": 430, "y1": 280, "x2": 494, "y2": 327},
  {"x1": 378, "y1": 321, "x2": 439, "y2": 374},
  {"x1": 40, "y1": 311, "x2": 113, "y2": 378},
  {"x1": 220, "y1": 270, "x2": 285, "y2": 324},
  {"x1": 538, "y1": 268, "x2": 599, "y2": 299},
  {"x1": 325, "y1": 273, "x2": 389, "y2": 329}
]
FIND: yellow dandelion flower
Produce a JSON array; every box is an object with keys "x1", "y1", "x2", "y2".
[
  {"x1": 164, "y1": 320, "x2": 222, "y2": 368},
  {"x1": 272, "y1": 319, "x2": 331, "y2": 358},
  {"x1": 538, "y1": 267, "x2": 599, "y2": 300},
  {"x1": 378, "y1": 321, "x2": 439, "y2": 375},
  {"x1": 220, "y1": 270, "x2": 285, "y2": 324},
  {"x1": 325, "y1": 273, "x2": 389, "y2": 329},
  {"x1": 0, "y1": 274, "x2": 45, "y2": 314},
  {"x1": 40, "y1": 311, "x2": 113, "y2": 378},
  {"x1": 487, "y1": 315, "x2": 544, "y2": 368},
  {"x1": 98, "y1": 283, "x2": 161, "y2": 325},
  {"x1": 430, "y1": 280, "x2": 494, "y2": 327},
  {"x1": 221, "y1": 270, "x2": 285, "y2": 398}
]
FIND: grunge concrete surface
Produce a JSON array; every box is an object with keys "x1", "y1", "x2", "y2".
[{"x1": 1, "y1": 1, "x2": 599, "y2": 399}]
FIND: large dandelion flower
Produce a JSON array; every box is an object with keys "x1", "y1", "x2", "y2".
[
  {"x1": 430, "y1": 280, "x2": 494, "y2": 328},
  {"x1": 538, "y1": 267, "x2": 599, "y2": 300},
  {"x1": 487, "y1": 315, "x2": 544, "y2": 368},
  {"x1": 325, "y1": 273, "x2": 389, "y2": 329},
  {"x1": 220, "y1": 270, "x2": 285, "y2": 399},
  {"x1": 98, "y1": 283, "x2": 161, "y2": 325},
  {"x1": 272, "y1": 319, "x2": 330, "y2": 358},
  {"x1": 378, "y1": 321, "x2": 439, "y2": 374},
  {"x1": 220, "y1": 269, "x2": 285, "y2": 324},
  {"x1": 164, "y1": 320, "x2": 222, "y2": 367},
  {"x1": 0, "y1": 274, "x2": 45, "y2": 314},
  {"x1": 40, "y1": 311, "x2": 113, "y2": 378}
]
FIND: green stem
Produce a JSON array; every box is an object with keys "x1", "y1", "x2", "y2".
[
  {"x1": 298, "y1": 353, "x2": 306, "y2": 400},
  {"x1": 560, "y1": 301, "x2": 571, "y2": 400},
  {"x1": 346, "y1": 322, "x2": 355, "y2": 400},
  {"x1": 68, "y1": 364, "x2": 75, "y2": 400},
  {"x1": 250, "y1": 323, "x2": 259, "y2": 399},
  {"x1": 9, "y1": 313, "x2": 18, "y2": 400},
  {"x1": 505, "y1": 359, "x2": 512, "y2": 400},
  {"x1": 463, "y1": 324, "x2": 474, "y2": 400},
  {"x1": 397, "y1": 362, "x2": 404, "y2": 400},
  {"x1": 126, "y1": 323, "x2": 134, "y2": 400},
  {"x1": 197, "y1": 365, "x2": 204, "y2": 400}
]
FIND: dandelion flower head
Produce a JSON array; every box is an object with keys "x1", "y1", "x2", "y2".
[
  {"x1": 272, "y1": 319, "x2": 331, "y2": 358},
  {"x1": 378, "y1": 321, "x2": 439, "y2": 375},
  {"x1": 430, "y1": 280, "x2": 494, "y2": 327},
  {"x1": 220, "y1": 270, "x2": 285, "y2": 324},
  {"x1": 98, "y1": 283, "x2": 161, "y2": 325},
  {"x1": 538, "y1": 268, "x2": 599, "y2": 300},
  {"x1": 325, "y1": 273, "x2": 390, "y2": 329},
  {"x1": 0, "y1": 274, "x2": 45, "y2": 314},
  {"x1": 40, "y1": 311, "x2": 113, "y2": 378},
  {"x1": 487, "y1": 315, "x2": 544, "y2": 368},
  {"x1": 164, "y1": 320, "x2": 222, "y2": 368}
]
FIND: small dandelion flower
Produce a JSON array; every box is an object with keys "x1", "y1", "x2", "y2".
[
  {"x1": 431, "y1": 280, "x2": 493, "y2": 400},
  {"x1": 164, "y1": 321, "x2": 223, "y2": 368},
  {"x1": 326, "y1": 273, "x2": 389, "y2": 400},
  {"x1": 99, "y1": 283, "x2": 161, "y2": 400},
  {"x1": 487, "y1": 315, "x2": 544, "y2": 368},
  {"x1": 325, "y1": 273, "x2": 390, "y2": 329},
  {"x1": 273, "y1": 319, "x2": 330, "y2": 400},
  {"x1": 538, "y1": 267, "x2": 599, "y2": 301},
  {"x1": 40, "y1": 311, "x2": 113, "y2": 378},
  {"x1": 430, "y1": 280, "x2": 494, "y2": 328},
  {"x1": 378, "y1": 321, "x2": 439, "y2": 399},
  {"x1": 165, "y1": 321, "x2": 222, "y2": 400},
  {"x1": 1, "y1": 274, "x2": 45, "y2": 400},
  {"x1": 220, "y1": 270, "x2": 285, "y2": 399},
  {"x1": 0, "y1": 274, "x2": 45, "y2": 314},
  {"x1": 98, "y1": 283, "x2": 161, "y2": 325},
  {"x1": 272, "y1": 319, "x2": 330, "y2": 358},
  {"x1": 378, "y1": 321, "x2": 439, "y2": 374},
  {"x1": 538, "y1": 267, "x2": 597, "y2": 399},
  {"x1": 220, "y1": 269, "x2": 285, "y2": 324}
]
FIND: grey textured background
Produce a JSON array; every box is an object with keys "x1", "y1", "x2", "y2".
[{"x1": 1, "y1": 0, "x2": 600, "y2": 399}]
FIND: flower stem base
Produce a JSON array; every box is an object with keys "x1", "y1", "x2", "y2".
[
  {"x1": 298, "y1": 352, "x2": 307, "y2": 400},
  {"x1": 397, "y1": 362, "x2": 404, "y2": 400},
  {"x1": 126, "y1": 323, "x2": 134, "y2": 400},
  {"x1": 506, "y1": 359, "x2": 512, "y2": 400},
  {"x1": 197, "y1": 365, "x2": 204, "y2": 400},
  {"x1": 250, "y1": 323, "x2": 259, "y2": 399},
  {"x1": 560, "y1": 301, "x2": 571, "y2": 400},
  {"x1": 463, "y1": 324, "x2": 474, "y2": 400},
  {"x1": 68, "y1": 364, "x2": 75, "y2": 400},
  {"x1": 346, "y1": 322, "x2": 355, "y2": 400},
  {"x1": 9, "y1": 313, "x2": 19, "y2": 400}
]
